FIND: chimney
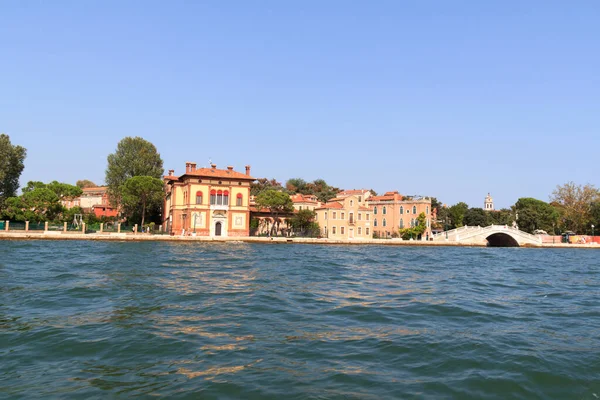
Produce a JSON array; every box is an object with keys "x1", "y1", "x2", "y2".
[
  {"x1": 189, "y1": 162, "x2": 197, "y2": 172},
  {"x1": 227, "y1": 166, "x2": 233, "y2": 171},
  {"x1": 245, "y1": 165, "x2": 251, "y2": 176},
  {"x1": 168, "y1": 169, "x2": 174, "y2": 176},
  {"x1": 185, "y1": 162, "x2": 191, "y2": 173},
  {"x1": 211, "y1": 164, "x2": 217, "y2": 170}
]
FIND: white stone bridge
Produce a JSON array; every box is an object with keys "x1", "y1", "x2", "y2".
[{"x1": 432, "y1": 225, "x2": 542, "y2": 247}]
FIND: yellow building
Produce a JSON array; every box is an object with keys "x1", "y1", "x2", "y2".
[
  {"x1": 315, "y1": 193, "x2": 373, "y2": 239},
  {"x1": 163, "y1": 162, "x2": 254, "y2": 236},
  {"x1": 367, "y1": 191, "x2": 433, "y2": 240}
]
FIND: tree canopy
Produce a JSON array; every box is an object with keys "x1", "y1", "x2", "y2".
[
  {"x1": 255, "y1": 189, "x2": 294, "y2": 236},
  {"x1": 513, "y1": 197, "x2": 559, "y2": 234},
  {"x1": 105, "y1": 137, "x2": 164, "y2": 205},
  {"x1": 463, "y1": 207, "x2": 490, "y2": 227},
  {"x1": 0, "y1": 134, "x2": 26, "y2": 205},
  {"x1": 448, "y1": 202, "x2": 469, "y2": 229},
  {"x1": 550, "y1": 182, "x2": 599, "y2": 234},
  {"x1": 121, "y1": 176, "x2": 164, "y2": 227},
  {"x1": 251, "y1": 178, "x2": 284, "y2": 196},
  {"x1": 76, "y1": 180, "x2": 97, "y2": 189},
  {"x1": 284, "y1": 177, "x2": 340, "y2": 203}
]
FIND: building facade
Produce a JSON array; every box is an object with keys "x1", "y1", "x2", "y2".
[
  {"x1": 290, "y1": 193, "x2": 321, "y2": 211},
  {"x1": 367, "y1": 191, "x2": 433, "y2": 240},
  {"x1": 163, "y1": 163, "x2": 254, "y2": 236},
  {"x1": 315, "y1": 194, "x2": 373, "y2": 239}
]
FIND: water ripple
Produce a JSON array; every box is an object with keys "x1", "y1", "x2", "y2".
[{"x1": 1, "y1": 241, "x2": 599, "y2": 399}]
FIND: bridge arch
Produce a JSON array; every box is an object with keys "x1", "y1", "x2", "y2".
[{"x1": 486, "y1": 232, "x2": 519, "y2": 247}]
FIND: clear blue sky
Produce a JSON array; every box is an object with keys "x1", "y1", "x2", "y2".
[{"x1": 2, "y1": 1, "x2": 598, "y2": 209}]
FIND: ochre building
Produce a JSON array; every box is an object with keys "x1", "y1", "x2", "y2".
[
  {"x1": 367, "y1": 191, "x2": 433, "y2": 240},
  {"x1": 163, "y1": 163, "x2": 254, "y2": 236},
  {"x1": 315, "y1": 191, "x2": 373, "y2": 240}
]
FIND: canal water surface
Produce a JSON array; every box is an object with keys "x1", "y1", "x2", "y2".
[{"x1": 1, "y1": 241, "x2": 599, "y2": 399}]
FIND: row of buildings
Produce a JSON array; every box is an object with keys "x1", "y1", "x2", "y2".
[
  {"x1": 161, "y1": 162, "x2": 436, "y2": 240},
  {"x1": 61, "y1": 162, "x2": 498, "y2": 240}
]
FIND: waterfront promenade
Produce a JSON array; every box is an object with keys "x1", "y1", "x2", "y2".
[{"x1": 0, "y1": 230, "x2": 597, "y2": 248}]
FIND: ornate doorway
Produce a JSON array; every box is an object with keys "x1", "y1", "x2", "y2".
[{"x1": 215, "y1": 222, "x2": 222, "y2": 236}]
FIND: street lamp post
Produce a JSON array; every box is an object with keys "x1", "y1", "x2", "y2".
[{"x1": 592, "y1": 224, "x2": 595, "y2": 238}]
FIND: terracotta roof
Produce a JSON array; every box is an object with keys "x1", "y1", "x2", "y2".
[
  {"x1": 316, "y1": 202, "x2": 344, "y2": 210},
  {"x1": 164, "y1": 175, "x2": 179, "y2": 181},
  {"x1": 290, "y1": 193, "x2": 319, "y2": 204},
  {"x1": 82, "y1": 186, "x2": 107, "y2": 192},
  {"x1": 183, "y1": 167, "x2": 255, "y2": 181},
  {"x1": 338, "y1": 189, "x2": 369, "y2": 195}
]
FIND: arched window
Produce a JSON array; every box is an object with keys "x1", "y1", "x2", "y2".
[
  {"x1": 426, "y1": 206, "x2": 429, "y2": 214},
  {"x1": 383, "y1": 206, "x2": 387, "y2": 215},
  {"x1": 400, "y1": 219, "x2": 404, "y2": 228},
  {"x1": 413, "y1": 206, "x2": 417, "y2": 214},
  {"x1": 223, "y1": 190, "x2": 229, "y2": 205},
  {"x1": 383, "y1": 218, "x2": 387, "y2": 227},
  {"x1": 217, "y1": 190, "x2": 223, "y2": 205},
  {"x1": 374, "y1": 207, "x2": 378, "y2": 215},
  {"x1": 236, "y1": 193, "x2": 243, "y2": 206},
  {"x1": 210, "y1": 189, "x2": 216, "y2": 205},
  {"x1": 196, "y1": 191, "x2": 203, "y2": 205},
  {"x1": 374, "y1": 219, "x2": 378, "y2": 227},
  {"x1": 400, "y1": 206, "x2": 404, "y2": 214}
]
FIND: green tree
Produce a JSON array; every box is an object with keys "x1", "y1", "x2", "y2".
[
  {"x1": 448, "y1": 202, "x2": 469, "y2": 228},
  {"x1": 0, "y1": 134, "x2": 26, "y2": 207},
  {"x1": 463, "y1": 208, "x2": 490, "y2": 227},
  {"x1": 121, "y1": 176, "x2": 164, "y2": 228},
  {"x1": 76, "y1": 179, "x2": 97, "y2": 189},
  {"x1": 285, "y1": 178, "x2": 308, "y2": 193},
  {"x1": 488, "y1": 208, "x2": 514, "y2": 226},
  {"x1": 255, "y1": 189, "x2": 294, "y2": 236},
  {"x1": 308, "y1": 179, "x2": 340, "y2": 203},
  {"x1": 550, "y1": 182, "x2": 599, "y2": 233},
  {"x1": 289, "y1": 209, "x2": 319, "y2": 236},
  {"x1": 398, "y1": 212, "x2": 427, "y2": 240},
  {"x1": 250, "y1": 178, "x2": 284, "y2": 196},
  {"x1": 513, "y1": 197, "x2": 560, "y2": 234},
  {"x1": 20, "y1": 187, "x2": 63, "y2": 222},
  {"x1": 105, "y1": 137, "x2": 164, "y2": 206}
]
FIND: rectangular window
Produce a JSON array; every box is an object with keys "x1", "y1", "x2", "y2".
[
  {"x1": 210, "y1": 194, "x2": 216, "y2": 205},
  {"x1": 366, "y1": 214, "x2": 370, "y2": 221},
  {"x1": 366, "y1": 228, "x2": 370, "y2": 235},
  {"x1": 333, "y1": 212, "x2": 337, "y2": 219},
  {"x1": 358, "y1": 227, "x2": 362, "y2": 235},
  {"x1": 341, "y1": 227, "x2": 345, "y2": 235},
  {"x1": 358, "y1": 213, "x2": 362, "y2": 221},
  {"x1": 236, "y1": 197, "x2": 242, "y2": 206},
  {"x1": 332, "y1": 226, "x2": 336, "y2": 234},
  {"x1": 325, "y1": 212, "x2": 328, "y2": 220},
  {"x1": 341, "y1": 212, "x2": 345, "y2": 219}
]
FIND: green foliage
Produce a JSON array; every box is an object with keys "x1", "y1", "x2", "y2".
[
  {"x1": 0, "y1": 134, "x2": 26, "y2": 207},
  {"x1": 121, "y1": 176, "x2": 164, "y2": 227},
  {"x1": 255, "y1": 189, "x2": 294, "y2": 236},
  {"x1": 285, "y1": 177, "x2": 340, "y2": 203},
  {"x1": 398, "y1": 212, "x2": 427, "y2": 240},
  {"x1": 105, "y1": 137, "x2": 164, "y2": 206},
  {"x1": 487, "y1": 208, "x2": 514, "y2": 226},
  {"x1": 550, "y1": 182, "x2": 599, "y2": 234},
  {"x1": 513, "y1": 197, "x2": 559, "y2": 234},
  {"x1": 76, "y1": 179, "x2": 97, "y2": 189},
  {"x1": 289, "y1": 209, "x2": 318, "y2": 236},
  {"x1": 251, "y1": 178, "x2": 285, "y2": 196},
  {"x1": 20, "y1": 187, "x2": 63, "y2": 222},
  {"x1": 448, "y1": 202, "x2": 469, "y2": 228},
  {"x1": 463, "y1": 208, "x2": 490, "y2": 227}
]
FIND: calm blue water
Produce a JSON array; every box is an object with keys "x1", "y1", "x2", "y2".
[{"x1": 1, "y1": 240, "x2": 599, "y2": 399}]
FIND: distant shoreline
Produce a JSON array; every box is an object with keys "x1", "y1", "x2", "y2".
[{"x1": 0, "y1": 231, "x2": 598, "y2": 249}]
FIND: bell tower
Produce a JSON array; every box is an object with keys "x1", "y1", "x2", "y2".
[{"x1": 484, "y1": 193, "x2": 494, "y2": 211}]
